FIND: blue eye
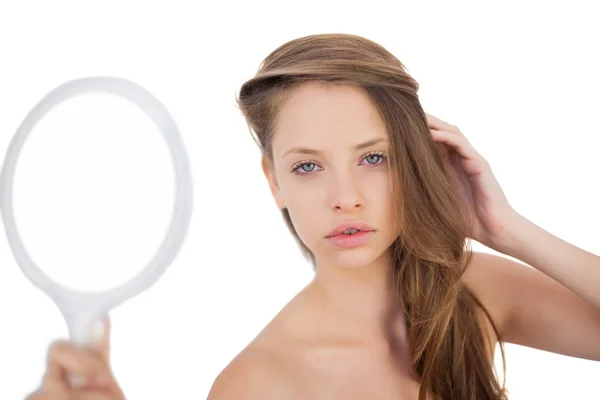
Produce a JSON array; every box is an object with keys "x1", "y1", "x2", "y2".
[
  {"x1": 291, "y1": 161, "x2": 322, "y2": 175},
  {"x1": 290, "y1": 151, "x2": 386, "y2": 176},
  {"x1": 365, "y1": 154, "x2": 382, "y2": 164},
  {"x1": 300, "y1": 163, "x2": 316, "y2": 172},
  {"x1": 361, "y1": 151, "x2": 386, "y2": 166}
]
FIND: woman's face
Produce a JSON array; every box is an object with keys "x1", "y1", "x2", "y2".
[{"x1": 263, "y1": 82, "x2": 399, "y2": 269}]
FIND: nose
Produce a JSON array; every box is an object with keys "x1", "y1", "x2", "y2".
[{"x1": 329, "y1": 172, "x2": 365, "y2": 212}]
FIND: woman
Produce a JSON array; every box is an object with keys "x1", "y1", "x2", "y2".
[{"x1": 28, "y1": 33, "x2": 600, "y2": 400}]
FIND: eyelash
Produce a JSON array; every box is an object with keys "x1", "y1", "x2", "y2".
[{"x1": 290, "y1": 151, "x2": 387, "y2": 176}]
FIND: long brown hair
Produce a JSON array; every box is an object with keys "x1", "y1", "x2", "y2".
[{"x1": 236, "y1": 33, "x2": 507, "y2": 400}]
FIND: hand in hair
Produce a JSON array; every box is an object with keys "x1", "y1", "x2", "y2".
[{"x1": 426, "y1": 113, "x2": 519, "y2": 249}]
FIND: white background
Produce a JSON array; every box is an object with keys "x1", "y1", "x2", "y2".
[{"x1": 1, "y1": 1, "x2": 599, "y2": 399}]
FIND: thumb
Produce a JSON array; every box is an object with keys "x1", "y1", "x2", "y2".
[{"x1": 95, "y1": 315, "x2": 111, "y2": 365}]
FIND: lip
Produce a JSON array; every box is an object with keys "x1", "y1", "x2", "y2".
[{"x1": 326, "y1": 221, "x2": 376, "y2": 238}]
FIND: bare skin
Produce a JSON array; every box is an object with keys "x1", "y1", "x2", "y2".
[
  {"x1": 208, "y1": 82, "x2": 600, "y2": 399},
  {"x1": 26, "y1": 318, "x2": 125, "y2": 400},
  {"x1": 208, "y1": 83, "x2": 485, "y2": 399},
  {"x1": 210, "y1": 283, "x2": 437, "y2": 400},
  {"x1": 26, "y1": 82, "x2": 600, "y2": 399},
  {"x1": 207, "y1": 256, "x2": 499, "y2": 400}
]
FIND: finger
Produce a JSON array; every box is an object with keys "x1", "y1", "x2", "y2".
[
  {"x1": 72, "y1": 387, "x2": 124, "y2": 400},
  {"x1": 24, "y1": 393, "x2": 49, "y2": 400},
  {"x1": 97, "y1": 315, "x2": 112, "y2": 365},
  {"x1": 425, "y1": 113, "x2": 461, "y2": 134},
  {"x1": 430, "y1": 129, "x2": 479, "y2": 161},
  {"x1": 43, "y1": 340, "x2": 112, "y2": 388},
  {"x1": 24, "y1": 388, "x2": 60, "y2": 400},
  {"x1": 435, "y1": 142, "x2": 451, "y2": 162},
  {"x1": 70, "y1": 390, "x2": 116, "y2": 400}
]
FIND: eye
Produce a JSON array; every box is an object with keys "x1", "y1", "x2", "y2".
[
  {"x1": 290, "y1": 151, "x2": 386, "y2": 176},
  {"x1": 360, "y1": 151, "x2": 386, "y2": 166},
  {"x1": 290, "y1": 161, "x2": 322, "y2": 175}
]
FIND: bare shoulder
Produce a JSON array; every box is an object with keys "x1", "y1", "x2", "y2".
[
  {"x1": 460, "y1": 251, "x2": 515, "y2": 349},
  {"x1": 463, "y1": 252, "x2": 528, "y2": 360},
  {"x1": 206, "y1": 289, "x2": 317, "y2": 399},
  {"x1": 462, "y1": 250, "x2": 600, "y2": 361},
  {"x1": 206, "y1": 343, "x2": 299, "y2": 400}
]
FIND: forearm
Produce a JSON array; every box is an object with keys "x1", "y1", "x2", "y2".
[{"x1": 495, "y1": 213, "x2": 600, "y2": 310}]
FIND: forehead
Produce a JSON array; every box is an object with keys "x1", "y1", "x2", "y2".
[{"x1": 272, "y1": 82, "x2": 388, "y2": 154}]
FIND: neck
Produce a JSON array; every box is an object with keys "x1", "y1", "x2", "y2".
[{"x1": 307, "y1": 250, "x2": 397, "y2": 340}]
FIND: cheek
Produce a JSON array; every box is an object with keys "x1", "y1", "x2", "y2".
[
  {"x1": 362, "y1": 171, "x2": 392, "y2": 205},
  {"x1": 361, "y1": 172, "x2": 398, "y2": 231},
  {"x1": 279, "y1": 179, "x2": 324, "y2": 244}
]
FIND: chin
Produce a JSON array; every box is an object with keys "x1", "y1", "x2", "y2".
[{"x1": 320, "y1": 246, "x2": 389, "y2": 270}]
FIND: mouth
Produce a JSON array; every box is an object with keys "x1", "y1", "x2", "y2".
[{"x1": 326, "y1": 222, "x2": 376, "y2": 238}]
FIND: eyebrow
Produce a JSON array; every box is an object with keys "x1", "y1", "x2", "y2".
[{"x1": 281, "y1": 137, "x2": 387, "y2": 158}]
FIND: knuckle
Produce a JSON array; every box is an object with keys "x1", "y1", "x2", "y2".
[
  {"x1": 48, "y1": 340, "x2": 69, "y2": 355},
  {"x1": 47, "y1": 341, "x2": 73, "y2": 366},
  {"x1": 47, "y1": 342, "x2": 63, "y2": 361}
]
